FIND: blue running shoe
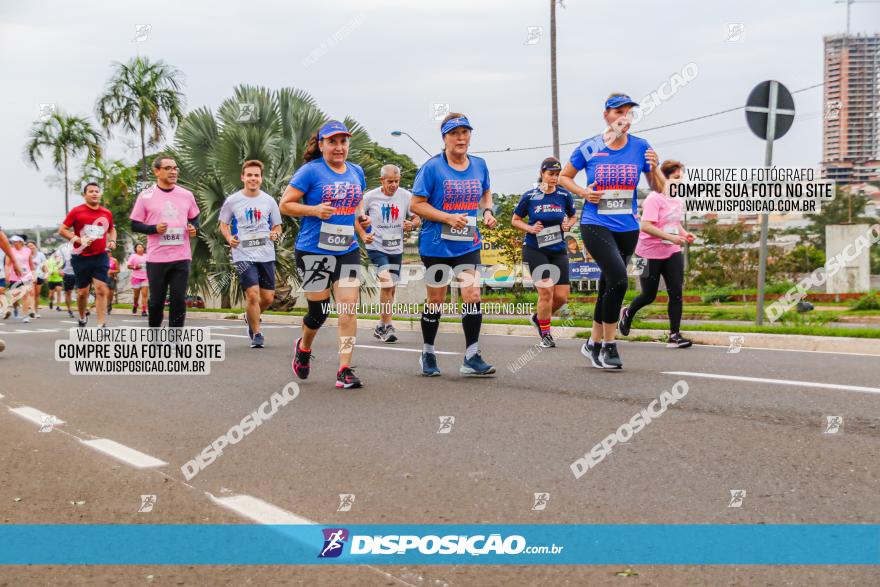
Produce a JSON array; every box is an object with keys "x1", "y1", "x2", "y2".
[
  {"x1": 460, "y1": 353, "x2": 495, "y2": 375},
  {"x1": 419, "y1": 352, "x2": 441, "y2": 377}
]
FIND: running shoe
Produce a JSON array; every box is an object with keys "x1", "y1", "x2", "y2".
[
  {"x1": 419, "y1": 352, "x2": 441, "y2": 377},
  {"x1": 292, "y1": 337, "x2": 312, "y2": 380},
  {"x1": 667, "y1": 332, "x2": 693, "y2": 349},
  {"x1": 581, "y1": 340, "x2": 603, "y2": 369},
  {"x1": 49, "y1": 301, "x2": 53, "y2": 310},
  {"x1": 3, "y1": 309, "x2": 10, "y2": 320},
  {"x1": 22, "y1": 316, "x2": 30, "y2": 324},
  {"x1": 34, "y1": 313, "x2": 41, "y2": 319},
  {"x1": 460, "y1": 353, "x2": 496, "y2": 375},
  {"x1": 28, "y1": 312, "x2": 35, "y2": 319},
  {"x1": 336, "y1": 366, "x2": 363, "y2": 389},
  {"x1": 380, "y1": 325, "x2": 398, "y2": 344},
  {"x1": 599, "y1": 343, "x2": 623, "y2": 369},
  {"x1": 56, "y1": 306, "x2": 62, "y2": 312},
  {"x1": 373, "y1": 324, "x2": 386, "y2": 340},
  {"x1": 251, "y1": 332, "x2": 265, "y2": 349},
  {"x1": 618, "y1": 306, "x2": 632, "y2": 336},
  {"x1": 529, "y1": 313, "x2": 542, "y2": 337},
  {"x1": 68, "y1": 310, "x2": 74, "y2": 318},
  {"x1": 538, "y1": 334, "x2": 556, "y2": 348},
  {"x1": 13, "y1": 307, "x2": 18, "y2": 318},
  {"x1": 141, "y1": 310, "x2": 147, "y2": 317},
  {"x1": 244, "y1": 314, "x2": 254, "y2": 340},
  {"x1": 77, "y1": 314, "x2": 88, "y2": 328},
  {"x1": 132, "y1": 305, "x2": 138, "y2": 315}
]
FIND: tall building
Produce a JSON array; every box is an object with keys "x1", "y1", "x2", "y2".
[{"x1": 822, "y1": 33, "x2": 880, "y2": 185}]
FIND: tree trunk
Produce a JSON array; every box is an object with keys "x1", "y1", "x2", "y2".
[
  {"x1": 63, "y1": 150, "x2": 69, "y2": 214},
  {"x1": 550, "y1": 0, "x2": 560, "y2": 160},
  {"x1": 140, "y1": 122, "x2": 148, "y2": 184},
  {"x1": 221, "y1": 292, "x2": 231, "y2": 310}
]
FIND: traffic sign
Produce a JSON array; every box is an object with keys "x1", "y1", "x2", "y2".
[{"x1": 745, "y1": 80, "x2": 795, "y2": 140}]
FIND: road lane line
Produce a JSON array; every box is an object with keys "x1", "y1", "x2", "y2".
[
  {"x1": 208, "y1": 494, "x2": 314, "y2": 524},
  {"x1": 80, "y1": 438, "x2": 168, "y2": 468},
  {"x1": 663, "y1": 371, "x2": 880, "y2": 395},
  {"x1": 356, "y1": 344, "x2": 460, "y2": 355},
  {"x1": 211, "y1": 333, "x2": 250, "y2": 338},
  {"x1": 9, "y1": 406, "x2": 65, "y2": 426}
]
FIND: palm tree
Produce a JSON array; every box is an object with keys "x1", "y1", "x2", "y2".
[
  {"x1": 172, "y1": 85, "x2": 415, "y2": 308},
  {"x1": 25, "y1": 111, "x2": 103, "y2": 213},
  {"x1": 96, "y1": 56, "x2": 185, "y2": 183}
]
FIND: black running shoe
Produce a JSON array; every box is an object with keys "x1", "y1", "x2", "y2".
[
  {"x1": 580, "y1": 340, "x2": 603, "y2": 369},
  {"x1": 292, "y1": 337, "x2": 312, "y2": 380},
  {"x1": 77, "y1": 314, "x2": 89, "y2": 328},
  {"x1": 599, "y1": 343, "x2": 623, "y2": 369},
  {"x1": 667, "y1": 332, "x2": 693, "y2": 349},
  {"x1": 539, "y1": 334, "x2": 556, "y2": 348},
  {"x1": 618, "y1": 306, "x2": 632, "y2": 336},
  {"x1": 529, "y1": 313, "x2": 542, "y2": 337},
  {"x1": 336, "y1": 366, "x2": 363, "y2": 389}
]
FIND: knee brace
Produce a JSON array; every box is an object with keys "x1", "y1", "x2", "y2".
[{"x1": 303, "y1": 299, "x2": 330, "y2": 330}]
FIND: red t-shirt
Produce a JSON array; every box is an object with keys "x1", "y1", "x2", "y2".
[{"x1": 62, "y1": 204, "x2": 114, "y2": 256}]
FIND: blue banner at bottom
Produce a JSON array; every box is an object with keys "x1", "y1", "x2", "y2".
[{"x1": 1, "y1": 525, "x2": 878, "y2": 565}]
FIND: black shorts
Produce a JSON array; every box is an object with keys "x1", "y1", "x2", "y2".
[
  {"x1": 36, "y1": 277, "x2": 46, "y2": 286},
  {"x1": 71, "y1": 252, "x2": 109, "y2": 289},
  {"x1": 522, "y1": 245, "x2": 570, "y2": 286},
  {"x1": 420, "y1": 249, "x2": 482, "y2": 286},
  {"x1": 295, "y1": 248, "x2": 361, "y2": 293},
  {"x1": 235, "y1": 260, "x2": 276, "y2": 290},
  {"x1": 62, "y1": 274, "x2": 76, "y2": 292},
  {"x1": 48, "y1": 281, "x2": 62, "y2": 290}
]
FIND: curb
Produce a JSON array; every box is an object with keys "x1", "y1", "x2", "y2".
[{"x1": 191, "y1": 311, "x2": 880, "y2": 356}]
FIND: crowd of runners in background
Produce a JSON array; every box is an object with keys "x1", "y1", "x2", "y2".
[{"x1": 1, "y1": 92, "x2": 694, "y2": 384}]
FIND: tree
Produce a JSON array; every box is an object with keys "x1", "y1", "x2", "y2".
[
  {"x1": 172, "y1": 85, "x2": 416, "y2": 308},
  {"x1": 688, "y1": 219, "x2": 784, "y2": 289},
  {"x1": 25, "y1": 111, "x2": 102, "y2": 214},
  {"x1": 96, "y1": 57, "x2": 185, "y2": 184},
  {"x1": 77, "y1": 158, "x2": 140, "y2": 262},
  {"x1": 803, "y1": 186, "x2": 872, "y2": 250},
  {"x1": 480, "y1": 193, "x2": 525, "y2": 291}
]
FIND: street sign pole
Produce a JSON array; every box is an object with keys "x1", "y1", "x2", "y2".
[
  {"x1": 745, "y1": 80, "x2": 794, "y2": 326},
  {"x1": 755, "y1": 81, "x2": 778, "y2": 326}
]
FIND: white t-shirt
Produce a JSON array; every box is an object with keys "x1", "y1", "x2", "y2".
[
  {"x1": 362, "y1": 187, "x2": 412, "y2": 254},
  {"x1": 218, "y1": 190, "x2": 282, "y2": 263},
  {"x1": 34, "y1": 251, "x2": 48, "y2": 279}
]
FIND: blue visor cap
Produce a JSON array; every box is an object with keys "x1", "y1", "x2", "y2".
[
  {"x1": 318, "y1": 120, "x2": 352, "y2": 140},
  {"x1": 441, "y1": 116, "x2": 473, "y2": 136},
  {"x1": 604, "y1": 95, "x2": 639, "y2": 110}
]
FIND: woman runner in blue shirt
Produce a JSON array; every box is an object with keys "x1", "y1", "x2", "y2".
[
  {"x1": 280, "y1": 120, "x2": 371, "y2": 389},
  {"x1": 410, "y1": 113, "x2": 498, "y2": 377},
  {"x1": 559, "y1": 93, "x2": 663, "y2": 370},
  {"x1": 511, "y1": 157, "x2": 577, "y2": 348}
]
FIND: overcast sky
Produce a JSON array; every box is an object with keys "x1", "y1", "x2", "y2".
[{"x1": 2, "y1": 0, "x2": 878, "y2": 231}]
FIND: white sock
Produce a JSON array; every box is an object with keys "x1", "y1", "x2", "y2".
[
  {"x1": 465, "y1": 343, "x2": 479, "y2": 359},
  {"x1": 423, "y1": 344, "x2": 435, "y2": 354}
]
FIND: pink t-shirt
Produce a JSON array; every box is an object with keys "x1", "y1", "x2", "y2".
[
  {"x1": 129, "y1": 185, "x2": 200, "y2": 263},
  {"x1": 127, "y1": 253, "x2": 148, "y2": 280},
  {"x1": 5, "y1": 246, "x2": 33, "y2": 282},
  {"x1": 635, "y1": 191, "x2": 683, "y2": 260}
]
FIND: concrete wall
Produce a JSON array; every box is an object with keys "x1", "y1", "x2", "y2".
[{"x1": 825, "y1": 224, "x2": 872, "y2": 293}]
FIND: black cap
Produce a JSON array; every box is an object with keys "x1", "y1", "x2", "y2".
[{"x1": 540, "y1": 157, "x2": 562, "y2": 172}]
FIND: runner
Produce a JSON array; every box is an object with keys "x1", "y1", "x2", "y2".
[
  {"x1": 106, "y1": 255, "x2": 119, "y2": 314},
  {"x1": 0, "y1": 226, "x2": 23, "y2": 352},
  {"x1": 59, "y1": 240, "x2": 76, "y2": 318},
  {"x1": 0, "y1": 227, "x2": 24, "y2": 326},
  {"x1": 559, "y1": 93, "x2": 663, "y2": 370},
  {"x1": 58, "y1": 182, "x2": 117, "y2": 328},
  {"x1": 126, "y1": 243, "x2": 149, "y2": 317},
  {"x1": 27, "y1": 242, "x2": 47, "y2": 318},
  {"x1": 5, "y1": 236, "x2": 35, "y2": 322},
  {"x1": 219, "y1": 159, "x2": 283, "y2": 349},
  {"x1": 130, "y1": 156, "x2": 200, "y2": 328},
  {"x1": 46, "y1": 250, "x2": 63, "y2": 312},
  {"x1": 410, "y1": 112, "x2": 497, "y2": 376},
  {"x1": 511, "y1": 157, "x2": 577, "y2": 348},
  {"x1": 279, "y1": 120, "x2": 369, "y2": 388},
  {"x1": 618, "y1": 159, "x2": 695, "y2": 348},
  {"x1": 359, "y1": 163, "x2": 420, "y2": 343}
]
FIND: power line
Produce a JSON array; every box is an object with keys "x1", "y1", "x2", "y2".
[{"x1": 472, "y1": 82, "x2": 825, "y2": 155}]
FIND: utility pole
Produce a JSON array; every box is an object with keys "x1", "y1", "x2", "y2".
[{"x1": 550, "y1": 0, "x2": 561, "y2": 159}]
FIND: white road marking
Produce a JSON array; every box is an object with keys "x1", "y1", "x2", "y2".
[
  {"x1": 208, "y1": 494, "x2": 314, "y2": 525},
  {"x1": 9, "y1": 406, "x2": 66, "y2": 426},
  {"x1": 80, "y1": 438, "x2": 168, "y2": 468},
  {"x1": 211, "y1": 333, "x2": 250, "y2": 338},
  {"x1": 1, "y1": 328, "x2": 62, "y2": 335},
  {"x1": 356, "y1": 344, "x2": 460, "y2": 355},
  {"x1": 663, "y1": 371, "x2": 880, "y2": 395},
  {"x1": 61, "y1": 320, "x2": 78, "y2": 324}
]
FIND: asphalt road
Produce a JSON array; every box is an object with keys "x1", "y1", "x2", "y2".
[{"x1": 1, "y1": 311, "x2": 879, "y2": 585}]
